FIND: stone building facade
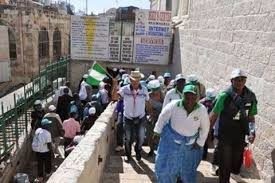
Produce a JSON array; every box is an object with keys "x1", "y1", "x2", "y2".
[
  {"x1": 0, "y1": 2, "x2": 70, "y2": 96},
  {"x1": 151, "y1": 0, "x2": 275, "y2": 181}
]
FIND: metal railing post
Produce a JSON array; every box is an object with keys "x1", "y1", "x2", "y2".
[
  {"x1": 1, "y1": 102, "x2": 8, "y2": 154},
  {"x1": 32, "y1": 78, "x2": 35, "y2": 102},
  {"x1": 23, "y1": 85, "x2": 28, "y2": 133},
  {"x1": 45, "y1": 64, "x2": 48, "y2": 101},
  {"x1": 13, "y1": 94, "x2": 19, "y2": 147}
]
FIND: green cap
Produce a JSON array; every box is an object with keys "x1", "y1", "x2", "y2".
[{"x1": 183, "y1": 85, "x2": 197, "y2": 95}]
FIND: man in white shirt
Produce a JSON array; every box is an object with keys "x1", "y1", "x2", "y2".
[
  {"x1": 32, "y1": 119, "x2": 53, "y2": 181},
  {"x1": 43, "y1": 105, "x2": 64, "y2": 157},
  {"x1": 154, "y1": 85, "x2": 210, "y2": 183},
  {"x1": 162, "y1": 72, "x2": 172, "y2": 95},
  {"x1": 79, "y1": 74, "x2": 92, "y2": 104},
  {"x1": 119, "y1": 71, "x2": 149, "y2": 162},
  {"x1": 162, "y1": 73, "x2": 186, "y2": 107},
  {"x1": 98, "y1": 82, "x2": 110, "y2": 109}
]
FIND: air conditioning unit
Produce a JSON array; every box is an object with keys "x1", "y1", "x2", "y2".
[
  {"x1": 0, "y1": 26, "x2": 11, "y2": 82},
  {"x1": 0, "y1": 61, "x2": 11, "y2": 82}
]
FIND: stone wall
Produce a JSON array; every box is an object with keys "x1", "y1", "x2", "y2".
[
  {"x1": 0, "y1": 7, "x2": 70, "y2": 96},
  {"x1": 174, "y1": 0, "x2": 275, "y2": 180},
  {"x1": 47, "y1": 103, "x2": 116, "y2": 183}
]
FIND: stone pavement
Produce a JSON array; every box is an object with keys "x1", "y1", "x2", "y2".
[{"x1": 103, "y1": 146, "x2": 264, "y2": 183}]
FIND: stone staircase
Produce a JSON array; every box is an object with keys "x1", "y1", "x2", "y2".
[
  {"x1": 102, "y1": 146, "x2": 264, "y2": 183},
  {"x1": 103, "y1": 147, "x2": 156, "y2": 183}
]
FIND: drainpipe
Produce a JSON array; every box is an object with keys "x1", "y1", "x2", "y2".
[{"x1": 18, "y1": 3, "x2": 25, "y2": 80}]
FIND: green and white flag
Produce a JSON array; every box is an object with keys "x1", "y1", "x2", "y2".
[{"x1": 86, "y1": 62, "x2": 107, "y2": 86}]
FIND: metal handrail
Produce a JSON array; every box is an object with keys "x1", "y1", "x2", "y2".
[{"x1": 0, "y1": 56, "x2": 69, "y2": 161}]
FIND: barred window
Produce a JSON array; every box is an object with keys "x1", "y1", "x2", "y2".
[
  {"x1": 53, "y1": 28, "x2": 61, "y2": 59},
  {"x1": 39, "y1": 27, "x2": 49, "y2": 59},
  {"x1": 8, "y1": 29, "x2": 17, "y2": 60}
]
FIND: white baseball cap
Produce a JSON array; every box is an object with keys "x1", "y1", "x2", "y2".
[
  {"x1": 147, "y1": 79, "x2": 161, "y2": 91},
  {"x1": 230, "y1": 68, "x2": 247, "y2": 79},
  {"x1": 48, "y1": 105, "x2": 56, "y2": 112},
  {"x1": 34, "y1": 100, "x2": 42, "y2": 105},
  {"x1": 164, "y1": 72, "x2": 171, "y2": 78},
  {"x1": 175, "y1": 74, "x2": 185, "y2": 81},
  {"x1": 89, "y1": 107, "x2": 96, "y2": 115},
  {"x1": 158, "y1": 76, "x2": 164, "y2": 85},
  {"x1": 206, "y1": 88, "x2": 216, "y2": 100},
  {"x1": 187, "y1": 74, "x2": 198, "y2": 82},
  {"x1": 148, "y1": 75, "x2": 156, "y2": 81}
]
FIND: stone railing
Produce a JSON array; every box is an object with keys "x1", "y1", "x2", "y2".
[{"x1": 47, "y1": 103, "x2": 116, "y2": 183}]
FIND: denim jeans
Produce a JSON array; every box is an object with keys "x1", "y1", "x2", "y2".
[
  {"x1": 155, "y1": 124, "x2": 202, "y2": 183},
  {"x1": 124, "y1": 116, "x2": 146, "y2": 157},
  {"x1": 116, "y1": 112, "x2": 124, "y2": 146}
]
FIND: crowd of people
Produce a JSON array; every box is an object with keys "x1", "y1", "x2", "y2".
[
  {"x1": 30, "y1": 77, "x2": 110, "y2": 182},
  {"x1": 113, "y1": 68, "x2": 257, "y2": 183},
  {"x1": 29, "y1": 66, "x2": 258, "y2": 183}
]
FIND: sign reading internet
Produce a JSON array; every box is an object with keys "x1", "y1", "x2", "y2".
[{"x1": 134, "y1": 10, "x2": 172, "y2": 65}]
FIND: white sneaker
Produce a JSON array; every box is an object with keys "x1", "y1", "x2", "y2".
[
  {"x1": 115, "y1": 146, "x2": 124, "y2": 152},
  {"x1": 231, "y1": 173, "x2": 245, "y2": 182}
]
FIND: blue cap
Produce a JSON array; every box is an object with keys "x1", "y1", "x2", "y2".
[
  {"x1": 41, "y1": 118, "x2": 52, "y2": 126},
  {"x1": 70, "y1": 105, "x2": 78, "y2": 114}
]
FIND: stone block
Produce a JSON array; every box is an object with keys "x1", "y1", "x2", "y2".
[
  {"x1": 233, "y1": 43, "x2": 252, "y2": 59},
  {"x1": 232, "y1": 1, "x2": 252, "y2": 16},
  {"x1": 262, "y1": 82, "x2": 275, "y2": 107},
  {"x1": 216, "y1": 41, "x2": 235, "y2": 54},
  {"x1": 250, "y1": 46, "x2": 271, "y2": 65},
  {"x1": 255, "y1": 33, "x2": 275, "y2": 48},
  {"x1": 220, "y1": 31, "x2": 233, "y2": 42},
  {"x1": 249, "y1": 0, "x2": 262, "y2": 15},
  {"x1": 262, "y1": 160, "x2": 274, "y2": 177},
  {"x1": 233, "y1": 30, "x2": 256, "y2": 44},
  {"x1": 260, "y1": 0, "x2": 275, "y2": 14},
  {"x1": 247, "y1": 61, "x2": 266, "y2": 78},
  {"x1": 262, "y1": 65, "x2": 275, "y2": 83}
]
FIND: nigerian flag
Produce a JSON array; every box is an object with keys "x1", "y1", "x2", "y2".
[{"x1": 86, "y1": 62, "x2": 107, "y2": 86}]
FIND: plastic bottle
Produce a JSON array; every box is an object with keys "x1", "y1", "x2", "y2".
[{"x1": 249, "y1": 122, "x2": 256, "y2": 135}]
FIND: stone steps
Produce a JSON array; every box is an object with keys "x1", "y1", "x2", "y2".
[
  {"x1": 103, "y1": 173, "x2": 156, "y2": 183},
  {"x1": 102, "y1": 146, "x2": 264, "y2": 183}
]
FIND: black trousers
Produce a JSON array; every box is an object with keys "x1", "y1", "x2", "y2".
[
  {"x1": 218, "y1": 140, "x2": 245, "y2": 183},
  {"x1": 64, "y1": 137, "x2": 73, "y2": 157},
  {"x1": 36, "y1": 152, "x2": 51, "y2": 177}
]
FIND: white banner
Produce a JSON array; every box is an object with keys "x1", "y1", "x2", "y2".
[
  {"x1": 109, "y1": 36, "x2": 120, "y2": 62},
  {"x1": 121, "y1": 36, "x2": 133, "y2": 63},
  {"x1": 71, "y1": 16, "x2": 109, "y2": 60},
  {"x1": 134, "y1": 10, "x2": 172, "y2": 65}
]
